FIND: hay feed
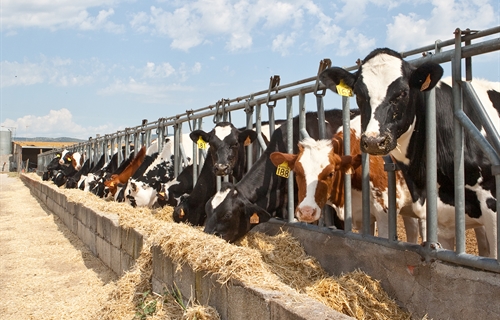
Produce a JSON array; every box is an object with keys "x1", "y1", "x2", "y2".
[
  {"x1": 35, "y1": 174, "x2": 411, "y2": 319},
  {"x1": 238, "y1": 231, "x2": 411, "y2": 320}
]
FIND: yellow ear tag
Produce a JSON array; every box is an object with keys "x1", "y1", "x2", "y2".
[
  {"x1": 336, "y1": 80, "x2": 353, "y2": 97},
  {"x1": 276, "y1": 161, "x2": 290, "y2": 178},
  {"x1": 244, "y1": 136, "x2": 251, "y2": 147},
  {"x1": 67, "y1": 157, "x2": 72, "y2": 161},
  {"x1": 420, "y1": 74, "x2": 431, "y2": 91},
  {"x1": 56, "y1": 154, "x2": 61, "y2": 158},
  {"x1": 250, "y1": 213, "x2": 260, "y2": 224},
  {"x1": 197, "y1": 136, "x2": 207, "y2": 149}
]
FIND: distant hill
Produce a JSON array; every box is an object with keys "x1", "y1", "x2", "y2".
[{"x1": 14, "y1": 137, "x2": 86, "y2": 143}]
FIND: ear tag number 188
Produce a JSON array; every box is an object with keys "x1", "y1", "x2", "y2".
[{"x1": 276, "y1": 161, "x2": 290, "y2": 178}]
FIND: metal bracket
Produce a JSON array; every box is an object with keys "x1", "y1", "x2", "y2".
[
  {"x1": 314, "y1": 58, "x2": 331, "y2": 97},
  {"x1": 266, "y1": 75, "x2": 280, "y2": 108},
  {"x1": 383, "y1": 155, "x2": 400, "y2": 172}
]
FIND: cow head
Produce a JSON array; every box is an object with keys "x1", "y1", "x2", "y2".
[
  {"x1": 173, "y1": 194, "x2": 202, "y2": 224},
  {"x1": 190, "y1": 122, "x2": 257, "y2": 178},
  {"x1": 70, "y1": 152, "x2": 84, "y2": 171},
  {"x1": 270, "y1": 138, "x2": 360, "y2": 223},
  {"x1": 320, "y1": 48, "x2": 443, "y2": 156},
  {"x1": 59, "y1": 150, "x2": 73, "y2": 166},
  {"x1": 47, "y1": 152, "x2": 63, "y2": 171},
  {"x1": 204, "y1": 182, "x2": 271, "y2": 243}
]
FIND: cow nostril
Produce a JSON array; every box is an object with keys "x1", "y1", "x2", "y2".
[{"x1": 378, "y1": 137, "x2": 386, "y2": 148}]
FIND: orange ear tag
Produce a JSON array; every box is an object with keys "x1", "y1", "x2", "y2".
[
  {"x1": 244, "y1": 136, "x2": 251, "y2": 147},
  {"x1": 250, "y1": 213, "x2": 260, "y2": 224},
  {"x1": 420, "y1": 74, "x2": 431, "y2": 91},
  {"x1": 276, "y1": 161, "x2": 290, "y2": 178}
]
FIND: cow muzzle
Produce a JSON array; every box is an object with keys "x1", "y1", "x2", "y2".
[
  {"x1": 214, "y1": 163, "x2": 230, "y2": 176},
  {"x1": 360, "y1": 133, "x2": 392, "y2": 155},
  {"x1": 296, "y1": 206, "x2": 320, "y2": 223}
]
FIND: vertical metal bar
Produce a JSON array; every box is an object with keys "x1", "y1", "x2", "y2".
[
  {"x1": 386, "y1": 160, "x2": 398, "y2": 242},
  {"x1": 465, "y1": 29, "x2": 472, "y2": 81},
  {"x1": 245, "y1": 103, "x2": 254, "y2": 171},
  {"x1": 174, "y1": 123, "x2": 181, "y2": 177},
  {"x1": 255, "y1": 103, "x2": 264, "y2": 157},
  {"x1": 268, "y1": 105, "x2": 275, "y2": 137},
  {"x1": 192, "y1": 119, "x2": 198, "y2": 186},
  {"x1": 298, "y1": 93, "x2": 309, "y2": 139},
  {"x1": 103, "y1": 135, "x2": 109, "y2": 162},
  {"x1": 125, "y1": 132, "x2": 130, "y2": 159},
  {"x1": 316, "y1": 95, "x2": 326, "y2": 139},
  {"x1": 286, "y1": 95, "x2": 295, "y2": 223},
  {"x1": 453, "y1": 28, "x2": 466, "y2": 254},
  {"x1": 361, "y1": 152, "x2": 371, "y2": 235},
  {"x1": 342, "y1": 96, "x2": 352, "y2": 232}
]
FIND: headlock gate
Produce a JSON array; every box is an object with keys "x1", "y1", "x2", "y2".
[{"x1": 38, "y1": 26, "x2": 500, "y2": 274}]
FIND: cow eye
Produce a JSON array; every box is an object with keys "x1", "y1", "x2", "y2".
[{"x1": 329, "y1": 171, "x2": 336, "y2": 178}]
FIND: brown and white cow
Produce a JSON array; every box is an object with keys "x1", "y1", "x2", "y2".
[{"x1": 270, "y1": 117, "x2": 423, "y2": 241}]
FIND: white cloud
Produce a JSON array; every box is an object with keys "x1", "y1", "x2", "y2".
[
  {"x1": 1, "y1": 0, "x2": 124, "y2": 33},
  {"x1": 0, "y1": 108, "x2": 118, "y2": 139},
  {"x1": 386, "y1": 0, "x2": 498, "y2": 51},
  {"x1": 272, "y1": 32, "x2": 298, "y2": 56},
  {"x1": 132, "y1": 1, "x2": 314, "y2": 52},
  {"x1": 143, "y1": 62, "x2": 176, "y2": 79}
]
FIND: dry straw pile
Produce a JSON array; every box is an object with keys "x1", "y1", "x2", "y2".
[{"x1": 35, "y1": 174, "x2": 412, "y2": 320}]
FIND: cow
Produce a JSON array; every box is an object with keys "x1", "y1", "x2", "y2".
[
  {"x1": 203, "y1": 109, "x2": 360, "y2": 243},
  {"x1": 65, "y1": 158, "x2": 91, "y2": 189},
  {"x1": 52, "y1": 151, "x2": 84, "y2": 187},
  {"x1": 172, "y1": 122, "x2": 262, "y2": 225},
  {"x1": 121, "y1": 136, "x2": 193, "y2": 207},
  {"x1": 319, "y1": 47, "x2": 499, "y2": 257},
  {"x1": 43, "y1": 151, "x2": 66, "y2": 181},
  {"x1": 269, "y1": 116, "x2": 423, "y2": 242},
  {"x1": 103, "y1": 146, "x2": 147, "y2": 197},
  {"x1": 157, "y1": 164, "x2": 194, "y2": 207}
]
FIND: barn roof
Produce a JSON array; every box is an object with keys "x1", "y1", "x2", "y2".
[{"x1": 12, "y1": 141, "x2": 78, "y2": 149}]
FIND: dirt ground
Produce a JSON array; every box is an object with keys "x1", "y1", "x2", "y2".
[{"x1": 0, "y1": 173, "x2": 117, "y2": 320}]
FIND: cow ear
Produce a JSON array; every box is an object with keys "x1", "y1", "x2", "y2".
[
  {"x1": 244, "y1": 204, "x2": 271, "y2": 226},
  {"x1": 190, "y1": 130, "x2": 210, "y2": 143},
  {"x1": 269, "y1": 152, "x2": 297, "y2": 170},
  {"x1": 319, "y1": 67, "x2": 357, "y2": 96},
  {"x1": 338, "y1": 154, "x2": 361, "y2": 174},
  {"x1": 238, "y1": 130, "x2": 257, "y2": 146},
  {"x1": 409, "y1": 62, "x2": 443, "y2": 92}
]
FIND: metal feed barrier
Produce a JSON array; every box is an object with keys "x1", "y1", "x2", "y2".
[{"x1": 38, "y1": 26, "x2": 500, "y2": 273}]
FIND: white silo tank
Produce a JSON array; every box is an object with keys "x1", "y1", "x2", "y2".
[{"x1": 0, "y1": 129, "x2": 12, "y2": 155}]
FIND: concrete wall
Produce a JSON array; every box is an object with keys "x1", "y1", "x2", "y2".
[
  {"x1": 21, "y1": 174, "x2": 351, "y2": 320},
  {"x1": 21, "y1": 174, "x2": 500, "y2": 320}
]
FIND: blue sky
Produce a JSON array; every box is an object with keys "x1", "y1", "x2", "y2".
[{"x1": 1, "y1": 0, "x2": 499, "y2": 139}]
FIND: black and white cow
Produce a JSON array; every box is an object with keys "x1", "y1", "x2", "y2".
[
  {"x1": 157, "y1": 164, "x2": 194, "y2": 207},
  {"x1": 320, "y1": 47, "x2": 500, "y2": 257},
  {"x1": 119, "y1": 136, "x2": 193, "y2": 207},
  {"x1": 172, "y1": 122, "x2": 263, "y2": 225},
  {"x1": 203, "y1": 109, "x2": 360, "y2": 242},
  {"x1": 43, "y1": 150, "x2": 67, "y2": 181}
]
